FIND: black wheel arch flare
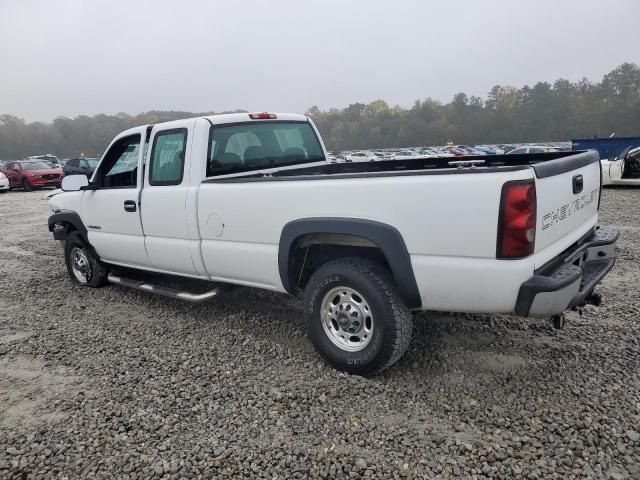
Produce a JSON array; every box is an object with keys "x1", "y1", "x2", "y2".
[
  {"x1": 48, "y1": 211, "x2": 88, "y2": 241},
  {"x1": 278, "y1": 218, "x2": 422, "y2": 309}
]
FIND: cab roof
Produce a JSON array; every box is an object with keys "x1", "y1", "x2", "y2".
[
  {"x1": 114, "y1": 113, "x2": 310, "y2": 139},
  {"x1": 203, "y1": 112, "x2": 308, "y2": 125}
]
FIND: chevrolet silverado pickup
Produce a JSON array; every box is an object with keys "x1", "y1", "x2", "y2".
[{"x1": 48, "y1": 112, "x2": 618, "y2": 374}]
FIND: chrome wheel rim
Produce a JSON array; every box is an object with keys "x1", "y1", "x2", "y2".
[
  {"x1": 70, "y1": 247, "x2": 91, "y2": 284},
  {"x1": 321, "y1": 286, "x2": 374, "y2": 352}
]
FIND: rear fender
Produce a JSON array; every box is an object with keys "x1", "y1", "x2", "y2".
[{"x1": 278, "y1": 218, "x2": 421, "y2": 309}]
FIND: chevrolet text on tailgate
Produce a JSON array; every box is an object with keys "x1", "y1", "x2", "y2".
[{"x1": 47, "y1": 113, "x2": 618, "y2": 375}]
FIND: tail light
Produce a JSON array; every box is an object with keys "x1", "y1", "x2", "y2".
[
  {"x1": 249, "y1": 112, "x2": 277, "y2": 120},
  {"x1": 496, "y1": 180, "x2": 536, "y2": 259}
]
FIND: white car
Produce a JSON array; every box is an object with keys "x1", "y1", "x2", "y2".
[
  {"x1": 48, "y1": 112, "x2": 617, "y2": 374},
  {"x1": 600, "y1": 147, "x2": 640, "y2": 186},
  {"x1": 344, "y1": 151, "x2": 378, "y2": 162},
  {"x1": 602, "y1": 146, "x2": 640, "y2": 186},
  {"x1": 393, "y1": 150, "x2": 419, "y2": 160},
  {"x1": 507, "y1": 146, "x2": 547, "y2": 154},
  {"x1": 0, "y1": 171, "x2": 9, "y2": 192}
]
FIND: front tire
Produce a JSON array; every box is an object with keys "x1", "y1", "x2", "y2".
[
  {"x1": 304, "y1": 257, "x2": 413, "y2": 375},
  {"x1": 64, "y1": 232, "x2": 108, "y2": 287},
  {"x1": 22, "y1": 179, "x2": 34, "y2": 191}
]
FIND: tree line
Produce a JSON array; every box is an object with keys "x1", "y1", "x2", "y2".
[{"x1": 1, "y1": 63, "x2": 639, "y2": 159}]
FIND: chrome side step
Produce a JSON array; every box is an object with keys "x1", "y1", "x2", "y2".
[{"x1": 107, "y1": 273, "x2": 221, "y2": 303}]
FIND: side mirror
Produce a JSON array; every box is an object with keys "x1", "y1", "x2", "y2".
[{"x1": 61, "y1": 175, "x2": 89, "y2": 192}]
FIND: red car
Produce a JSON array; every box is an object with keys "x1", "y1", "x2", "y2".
[
  {"x1": 1, "y1": 160, "x2": 64, "y2": 191},
  {"x1": 443, "y1": 147, "x2": 467, "y2": 156}
]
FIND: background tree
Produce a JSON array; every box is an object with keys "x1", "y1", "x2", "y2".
[{"x1": 1, "y1": 64, "x2": 639, "y2": 158}]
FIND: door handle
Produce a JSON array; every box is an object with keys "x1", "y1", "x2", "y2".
[
  {"x1": 124, "y1": 200, "x2": 137, "y2": 212},
  {"x1": 572, "y1": 174, "x2": 584, "y2": 194}
]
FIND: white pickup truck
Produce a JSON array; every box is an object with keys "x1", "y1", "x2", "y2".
[{"x1": 48, "y1": 112, "x2": 618, "y2": 374}]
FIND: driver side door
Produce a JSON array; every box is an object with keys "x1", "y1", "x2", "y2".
[
  {"x1": 610, "y1": 158, "x2": 624, "y2": 182},
  {"x1": 81, "y1": 127, "x2": 150, "y2": 267}
]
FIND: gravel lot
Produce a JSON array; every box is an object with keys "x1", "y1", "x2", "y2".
[{"x1": 0, "y1": 188, "x2": 639, "y2": 479}]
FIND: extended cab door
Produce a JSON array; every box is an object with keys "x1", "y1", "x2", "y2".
[
  {"x1": 81, "y1": 127, "x2": 150, "y2": 267},
  {"x1": 139, "y1": 119, "x2": 203, "y2": 276}
]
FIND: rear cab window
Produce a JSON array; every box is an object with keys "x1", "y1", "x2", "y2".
[{"x1": 206, "y1": 121, "x2": 324, "y2": 177}]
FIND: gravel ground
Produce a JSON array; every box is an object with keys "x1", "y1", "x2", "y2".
[{"x1": 0, "y1": 187, "x2": 639, "y2": 479}]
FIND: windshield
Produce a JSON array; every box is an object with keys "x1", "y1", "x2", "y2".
[
  {"x1": 86, "y1": 158, "x2": 99, "y2": 167},
  {"x1": 22, "y1": 161, "x2": 51, "y2": 170},
  {"x1": 207, "y1": 121, "x2": 324, "y2": 177}
]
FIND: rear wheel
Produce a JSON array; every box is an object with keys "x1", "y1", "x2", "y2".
[
  {"x1": 304, "y1": 257, "x2": 413, "y2": 375},
  {"x1": 64, "y1": 232, "x2": 108, "y2": 287},
  {"x1": 22, "y1": 179, "x2": 34, "y2": 191}
]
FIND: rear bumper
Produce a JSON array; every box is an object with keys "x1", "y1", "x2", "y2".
[{"x1": 515, "y1": 226, "x2": 618, "y2": 317}]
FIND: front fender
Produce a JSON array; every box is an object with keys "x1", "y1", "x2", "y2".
[{"x1": 48, "y1": 211, "x2": 87, "y2": 241}]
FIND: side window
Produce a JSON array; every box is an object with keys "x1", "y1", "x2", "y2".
[
  {"x1": 98, "y1": 134, "x2": 141, "y2": 188},
  {"x1": 68, "y1": 159, "x2": 78, "y2": 168},
  {"x1": 149, "y1": 128, "x2": 187, "y2": 186}
]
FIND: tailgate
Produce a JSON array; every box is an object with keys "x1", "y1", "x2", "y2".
[{"x1": 533, "y1": 151, "x2": 601, "y2": 260}]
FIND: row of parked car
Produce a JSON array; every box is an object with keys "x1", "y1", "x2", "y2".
[
  {"x1": 0, "y1": 142, "x2": 570, "y2": 192},
  {"x1": 0, "y1": 154, "x2": 99, "y2": 192},
  {"x1": 328, "y1": 142, "x2": 570, "y2": 163}
]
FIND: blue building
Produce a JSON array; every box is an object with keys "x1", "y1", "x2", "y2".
[{"x1": 572, "y1": 136, "x2": 640, "y2": 160}]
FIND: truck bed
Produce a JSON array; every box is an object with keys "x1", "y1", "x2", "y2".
[{"x1": 208, "y1": 151, "x2": 594, "y2": 182}]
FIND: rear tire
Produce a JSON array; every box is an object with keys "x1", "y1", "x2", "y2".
[
  {"x1": 304, "y1": 257, "x2": 413, "y2": 376},
  {"x1": 64, "y1": 232, "x2": 108, "y2": 287}
]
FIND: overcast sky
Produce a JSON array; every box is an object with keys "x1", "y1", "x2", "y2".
[{"x1": 1, "y1": 0, "x2": 638, "y2": 122}]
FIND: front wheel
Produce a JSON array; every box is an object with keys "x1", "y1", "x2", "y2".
[
  {"x1": 22, "y1": 179, "x2": 34, "y2": 191},
  {"x1": 304, "y1": 257, "x2": 413, "y2": 375},
  {"x1": 64, "y1": 232, "x2": 108, "y2": 287}
]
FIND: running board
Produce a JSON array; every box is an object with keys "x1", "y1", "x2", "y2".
[{"x1": 107, "y1": 273, "x2": 221, "y2": 303}]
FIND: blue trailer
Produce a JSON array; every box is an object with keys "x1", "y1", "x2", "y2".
[{"x1": 572, "y1": 136, "x2": 640, "y2": 160}]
